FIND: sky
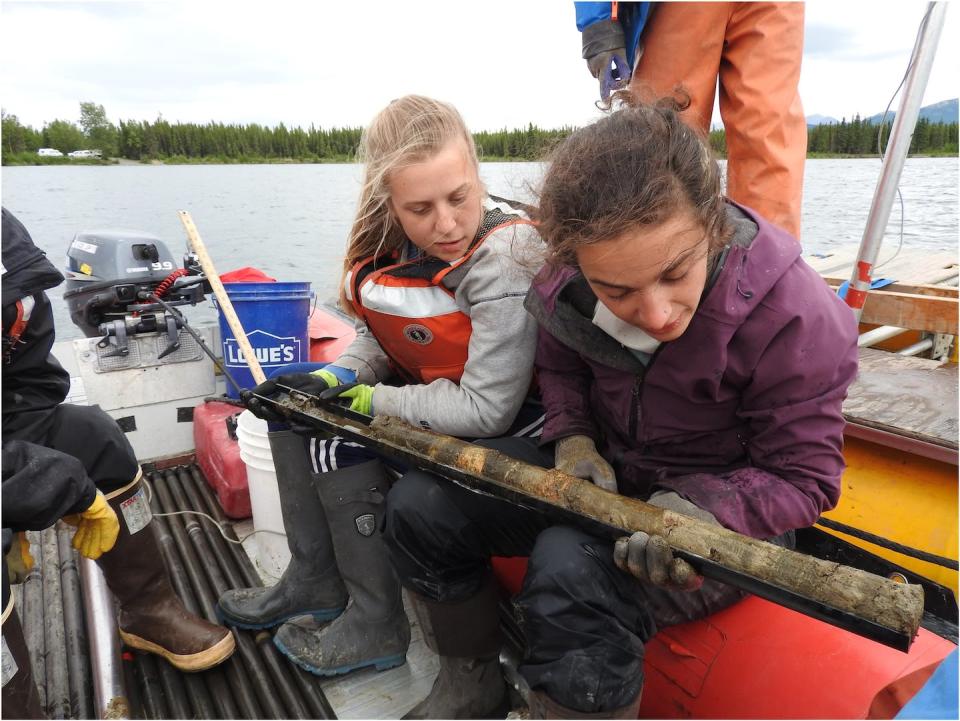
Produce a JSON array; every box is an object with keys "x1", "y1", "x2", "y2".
[{"x1": 1, "y1": 0, "x2": 957, "y2": 133}]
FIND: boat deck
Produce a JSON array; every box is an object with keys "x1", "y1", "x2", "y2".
[
  {"x1": 14, "y1": 463, "x2": 443, "y2": 720},
  {"x1": 218, "y1": 474, "x2": 444, "y2": 720},
  {"x1": 804, "y1": 247, "x2": 958, "y2": 286},
  {"x1": 805, "y1": 246, "x2": 959, "y2": 461}
]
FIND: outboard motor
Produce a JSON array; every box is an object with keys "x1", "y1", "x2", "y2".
[{"x1": 63, "y1": 230, "x2": 209, "y2": 357}]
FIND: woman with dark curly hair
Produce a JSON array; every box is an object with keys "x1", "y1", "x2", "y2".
[{"x1": 385, "y1": 92, "x2": 858, "y2": 718}]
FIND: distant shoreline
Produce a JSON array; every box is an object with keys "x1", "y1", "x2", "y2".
[{"x1": 4, "y1": 152, "x2": 957, "y2": 167}]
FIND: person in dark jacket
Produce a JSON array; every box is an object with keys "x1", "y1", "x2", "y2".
[
  {"x1": 383, "y1": 92, "x2": 858, "y2": 718},
  {"x1": 1, "y1": 208, "x2": 235, "y2": 681}
]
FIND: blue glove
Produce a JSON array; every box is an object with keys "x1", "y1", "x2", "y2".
[{"x1": 594, "y1": 51, "x2": 630, "y2": 101}]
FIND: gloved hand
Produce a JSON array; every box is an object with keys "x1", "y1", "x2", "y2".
[
  {"x1": 62, "y1": 491, "x2": 120, "y2": 560},
  {"x1": 582, "y1": 19, "x2": 630, "y2": 101},
  {"x1": 319, "y1": 382, "x2": 375, "y2": 416},
  {"x1": 613, "y1": 491, "x2": 720, "y2": 591},
  {"x1": 554, "y1": 435, "x2": 617, "y2": 492},
  {"x1": 6, "y1": 532, "x2": 34, "y2": 584},
  {"x1": 242, "y1": 368, "x2": 346, "y2": 421}
]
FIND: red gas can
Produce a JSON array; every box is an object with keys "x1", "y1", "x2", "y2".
[
  {"x1": 193, "y1": 307, "x2": 355, "y2": 519},
  {"x1": 193, "y1": 401, "x2": 251, "y2": 519}
]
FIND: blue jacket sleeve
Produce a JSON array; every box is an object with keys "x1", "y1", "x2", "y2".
[
  {"x1": 575, "y1": 2, "x2": 652, "y2": 67},
  {"x1": 575, "y1": 2, "x2": 613, "y2": 31}
]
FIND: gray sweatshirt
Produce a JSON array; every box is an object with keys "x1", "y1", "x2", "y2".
[{"x1": 333, "y1": 209, "x2": 544, "y2": 438}]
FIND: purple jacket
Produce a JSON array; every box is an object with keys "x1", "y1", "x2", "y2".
[{"x1": 524, "y1": 204, "x2": 859, "y2": 539}]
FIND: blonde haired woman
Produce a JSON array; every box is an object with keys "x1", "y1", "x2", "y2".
[{"x1": 219, "y1": 96, "x2": 545, "y2": 683}]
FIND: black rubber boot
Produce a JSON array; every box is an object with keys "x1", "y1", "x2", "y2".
[
  {"x1": 273, "y1": 460, "x2": 410, "y2": 676},
  {"x1": 1, "y1": 600, "x2": 44, "y2": 719},
  {"x1": 527, "y1": 689, "x2": 642, "y2": 719},
  {"x1": 403, "y1": 575, "x2": 507, "y2": 719},
  {"x1": 217, "y1": 430, "x2": 348, "y2": 629},
  {"x1": 98, "y1": 475, "x2": 236, "y2": 672}
]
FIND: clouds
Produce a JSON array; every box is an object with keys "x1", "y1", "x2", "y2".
[
  {"x1": 801, "y1": 1, "x2": 957, "y2": 120},
  {"x1": 2, "y1": 0, "x2": 600, "y2": 130},
  {"x1": 1, "y1": 1, "x2": 956, "y2": 131}
]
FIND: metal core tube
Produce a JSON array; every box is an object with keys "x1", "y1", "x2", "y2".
[{"x1": 78, "y1": 557, "x2": 130, "y2": 720}]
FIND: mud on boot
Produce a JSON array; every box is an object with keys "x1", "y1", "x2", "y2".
[
  {"x1": 98, "y1": 473, "x2": 235, "y2": 672},
  {"x1": 217, "y1": 430, "x2": 348, "y2": 629},
  {"x1": 273, "y1": 601, "x2": 409, "y2": 676},
  {"x1": 403, "y1": 575, "x2": 507, "y2": 719},
  {"x1": 404, "y1": 655, "x2": 507, "y2": 720},
  {"x1": 273, "y1": 459, "x2": 411, "y2": 676}
]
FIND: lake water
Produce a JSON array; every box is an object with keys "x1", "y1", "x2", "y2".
[{"x1": 2, "y1": 158, "x2": 957, "y2": 340}]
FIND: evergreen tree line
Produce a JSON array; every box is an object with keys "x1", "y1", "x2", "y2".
[
  {"x1": 2, "y1": 103, "x2": 957, "y2": 164},
  {"x1": 806, "y1": 115, "x2": 958, "y2": 155},
  {"x1": 709, "y1": 115, "x2": 958, "y2": 156}
]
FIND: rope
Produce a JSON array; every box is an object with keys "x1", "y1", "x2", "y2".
[
  {"x1": 816, "y1": 517, "x2": 959, "y2": 570},
  {"x1": 142, "y1": 477, "x2": 287, "y2": 546}
]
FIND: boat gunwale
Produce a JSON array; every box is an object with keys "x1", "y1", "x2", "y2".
[{"x1": 843, "y1": 418, "x2": 959, "y2": 465}]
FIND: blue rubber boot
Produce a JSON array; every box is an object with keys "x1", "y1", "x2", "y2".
[
  {"x1": 273, "y1": 460, "x2": 410, "y2": 676},
  {"x1": 217, "y1": 430, "x2": 347, "y2": 629}
]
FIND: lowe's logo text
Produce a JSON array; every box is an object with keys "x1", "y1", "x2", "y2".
[{"x1": 224, "y1": 330, "x2": 303, "y2": 367}]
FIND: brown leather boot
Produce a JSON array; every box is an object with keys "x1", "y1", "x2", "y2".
[
  {"x1": 403, "y1": 574, "x2": 507, "y2": 719},
  {"x1": 527, "y1": 688, "x2": 642, "y2": 719},
  {"x1": 97, "y1": 473, "x2": 235, "y2": 672},
  {"x1": 1, "y1": 598, "x2": 44, "y2": 719}
]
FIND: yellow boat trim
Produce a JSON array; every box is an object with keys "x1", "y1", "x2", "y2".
[{"x1": 823, "y1": 435, "x2": 958, "y2": 592}]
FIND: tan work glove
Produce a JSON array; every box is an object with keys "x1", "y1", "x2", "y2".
[
  {"x1": 554, "y1": 435, "x2": 618, "y2": 492},
  {"x1": 6, "y1": 532, "x2": 34, "y2": 584},
  {"x1": 613, "y1": 491, "x2": 720, "y2": 591},
  {"x1": 63, "y1": 491, "x2": 120, "y2": 560}
]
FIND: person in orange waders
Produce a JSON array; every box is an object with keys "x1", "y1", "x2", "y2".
[{"x1": 577, "y1": 1, "x2": 807, "y2": 239}]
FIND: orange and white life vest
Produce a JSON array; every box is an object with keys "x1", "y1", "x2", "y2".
[
  {"x1": 2, "y1": 295, "x2": 35, "y2": 363},
  {"x1": 345, "y1": 208, "x2": 532, "y2": 384}
]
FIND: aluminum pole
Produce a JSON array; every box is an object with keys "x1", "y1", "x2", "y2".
[
  {"x1": 845, "y1": 2, "x2": 948, "y2": 320},
  {"x1": 78, "y1": 557, "x2": 131, "y2": 719}
]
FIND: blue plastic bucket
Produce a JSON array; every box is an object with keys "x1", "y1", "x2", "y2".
[{"x1": 214, "y1": 282, "x2": 313, "y2": 398}]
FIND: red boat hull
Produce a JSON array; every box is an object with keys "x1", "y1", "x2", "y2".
[{"x1": 491, "y1": 556, "x2": 954, "y2": 719}]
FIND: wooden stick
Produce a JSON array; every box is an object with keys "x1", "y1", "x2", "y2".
[{"x1": 178, "y1": 211, "x2": 266, "y2": 385}]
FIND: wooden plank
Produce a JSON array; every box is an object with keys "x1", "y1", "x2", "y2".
[
  {"x1": 813, "y1": 248, "x2": 957, "y2": 287},
  {"x1": 844, "y1": 348, "x2": 959, "y2": 448},
  {"x1": 825, "y1": 286, "x2": 959, "y2": 334},
  {"x1": 822, "y1": 279, "x2": 958, "y2": 299},
  {"x1": 804, "y1": 249, "x2": 861, "y2": 275},
  {"x1": 874, "y1": 251, "x2": 958, "y2": 285}
]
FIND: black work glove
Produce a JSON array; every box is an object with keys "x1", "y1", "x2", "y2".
[
  {"x1": 582, "y1": 19, "x2": 630, "y2": 101},
  {"x1": 242, "y1": 371, "x2": 342, "y2": 423}
]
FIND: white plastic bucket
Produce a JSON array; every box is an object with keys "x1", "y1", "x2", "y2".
[{"x1": 235, "y1": 410, "x2": 290, "y2": 579}]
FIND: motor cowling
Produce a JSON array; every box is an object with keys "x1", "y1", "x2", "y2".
[{"x1": 63, "y1": 230, "x2": 203, "y2": 337}]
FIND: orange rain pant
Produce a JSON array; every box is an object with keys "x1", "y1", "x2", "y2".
[{"x1": 632, "y1": 2, "x2": 807, "y2": 240}]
